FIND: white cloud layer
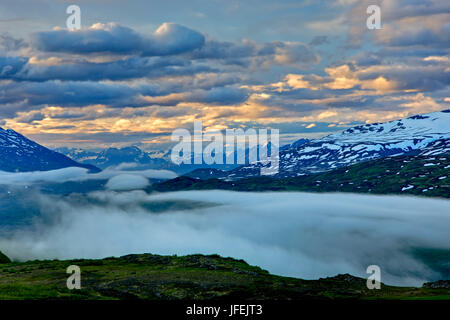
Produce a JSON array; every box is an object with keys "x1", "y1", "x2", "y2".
[
  {"x1": 0, "y1": 167, "x2": 177, "y2": 185},
  {"x1": 105, "y1": 174, "x2": 149, "y2": 191},
  {"x1": 1, "y1": 190, "x2": 449, "y2": 286}
]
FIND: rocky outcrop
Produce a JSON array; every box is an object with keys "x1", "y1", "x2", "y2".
[{"x1": 423, "y1": 280, "x2": 450, "y2": 289}]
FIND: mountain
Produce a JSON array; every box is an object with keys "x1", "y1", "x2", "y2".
[
  {"x1": 280, "y1": 138, "x2": 309, "y2": 150},
  {"x1": 57, "y1": 146, "x2": 171, "y2": 170},
  {"x1": 55, "y1": 109, "x2": 450, "y2": 178},
  {"x1": 57, "y1": 146, "x2": 240, "y2": 174},
  {"x1": 214, "y1": 109, "x2": 450, "y2": 179},
  {"x1": 154, "y1": 155, "x2": 450, "y2": 198},
  {"x1": 56, "y1": 146, "x2": 188, "y2": 172},
  {"x1": 0, "y1": 127, "x2": 99, "y2": 173}
]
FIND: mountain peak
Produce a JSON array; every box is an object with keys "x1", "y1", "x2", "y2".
[{"x1": 0, "y1": 128, "x2": 100, "y2": 173}]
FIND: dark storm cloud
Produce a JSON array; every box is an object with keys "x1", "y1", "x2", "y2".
[
  {"x1": 0, "y1": 100, "x2": 30, "y2": 118},
  {"x1": 42, "y1": 125, "x2": 76, "y2": 130},
  {"x1": 151, "y1": 107, "x2": 195, "y2": 118},
  {"x1": 379, "y1": 27, "x2": 450, "y2": 49},
  {"x1": 141, "y1": 86, "x2": 249, "y2": 107},
  {"x1": 0, "y1": 80, "x2": 249, "y2": 112},
  {"x1": 33, "y1": 23, "x2": 206, "y2": 56},
  {"x1": 27, "y1": 130, "x2": 171, "y2": 145},
  {"x1": 0, "y1": 21, "x2": 320, "y2": 120},
  {"x1": 48, "y1": 112, "x2": 86, "y2": 120},
  {"x1": 190, "y1": 40, "x2": 260, "y2": 60},
  {"x1": 0, "y1": 56, "x2": 27, "y2": 77},
  {"x1": 0, "y1": 41, "x2": 318, "y2": 83},
  {"x1": 380, "y1": 0, "x2": 450, "y2": 20},
  {"x1": 359, "y1": 65, "x2": 450, "y2": 92},
  {"x1": 266, "y1": 86, "x2": 354, "y2": 100},
  {"x1": 0, "y1": 81, "x2": 143, "y2": 108},
  {"x1": 352, "y1": 53, "x2": 382, "y2": 67},
  {"x1": 345, "y1": 0, "x2": 450, "y2": 50},
  {"x1": 375, "y1": 47, "x2": 449, "y2": 60},
  {"x1": 0, "y1": 56, "x2": 214, "y2": 82},
  {"x1": 309, "y1": 35, "x2": 329, "y2": 46},
  {"x1": 190, "y1": 39, "x2": 319, "y2": 66},
  {"x1": 15, "y1": 111, "x2": 45, "y2": 123},
  {"x1": 0, "y1": 34, "x2": 28, "y2": 52},
  {"x1": 201, "y1": 86, "x2": 249, "y2": 105}
]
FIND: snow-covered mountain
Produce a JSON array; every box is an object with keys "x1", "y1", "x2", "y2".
[
  {"x1": 222, "y1": 109, "x2": 450, "y2": 179},
  {"x1": 56, "y1": 146, "x2": 171, "y2": 170},
  {"x1": 0, "y1": 127, "x2": 99, "y2": 173},
  {"x1": 57, "y1": 146, "x2": 241, "y2": 173}
]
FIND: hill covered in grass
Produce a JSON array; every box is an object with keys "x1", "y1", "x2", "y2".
[
  {"x1": 0, "y1": 250, "x2": 11, "y2": 264},
  {"x1": 0, "y1": 252, "x2": 448, "y2": 300},
  {"x1": 154, "y1": 155, "x2": 450, "y2": 198}
]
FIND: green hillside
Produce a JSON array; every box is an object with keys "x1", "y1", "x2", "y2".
[
  {"x1": 154, "y1": 155, "x2": 450, "y2": 198},
  {"x1": 0, "y1": 252, "x2": 448, "y2": 300}
]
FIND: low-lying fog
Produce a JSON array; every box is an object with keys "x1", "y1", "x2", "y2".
[{"x1": 1, "y1": 179, "x2": 449, "y2": 286}]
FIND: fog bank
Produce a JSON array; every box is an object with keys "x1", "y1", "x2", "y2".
[{"x1": 1, "y1": 190, "x2": 449, "y2": 286}]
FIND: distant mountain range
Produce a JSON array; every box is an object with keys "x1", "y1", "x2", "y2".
[
  {"x1": 0, "y1": 127, "x2": 99, "y2": 173},
  {"x1": 2, "y1": 109, "x2": 449, "y2": 179},
  {"x1": 54, "y1": 146, "x2": 171, "y2": 171},
  {"x1": 189, "y1": 109, "x2": 450, "y2": 180},
  {"x1": 55, "y1": 146, "x2": 241, "y2": 174}
]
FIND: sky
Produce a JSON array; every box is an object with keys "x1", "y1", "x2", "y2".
[{"x1": 0, "y1": 0, "x2": 449, "y2": 150}]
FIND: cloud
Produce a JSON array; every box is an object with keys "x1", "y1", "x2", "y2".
[
  {"x1": 15, "y1": 111, "x2": 45, "y2": 124},
  {"x1": 0, "y1": 167, "x2": 89, "y2": 184},
  {"x1": 0, "y1": 190, "x2": 449, "y2": 286},
  {"x1": 273, "y1": 42, "x2": 321, "y2": 66},
  {"x1": 1, "y1": 56, "x2": 213, "y2": 82},
  {"x1": 143, "y1": 23, "x2": 206, "y2": 56},
  {"x1": 0, "y1": 56, "x2": 27, "y2": 77},
  {"x1": 191, "y1": 39, "x2": 319, "y2": 67},
  {"x1": 272, "y1": 60, "x2": 450, "y2": 95},
  {"x1": 33, "y1": 22, "x2": 205, "y2": 56},
  {"x1": 307, "y1": 15, "x2": 346, "y2": 32},
  {"x1": 0, "y1": 81, "x2": 142, "y2": 108},
  {"x1": 140, "y1": 86, "x2": 249, "y2": 106},
  {"x1": 0, "y1": 80, "x2": 249, "y2": 112},
  {"x1": 345, "y1": 0, "x2": 450, "y2": 49},
  {"x1": 201, "y1": 86, "x2": 250, "y2": 105},
  {"x1": 0, "y1": 166, "x2": 177, "y2": 185},
  {"x1": 105, "y1": 174, "x2": 149, "y2": 191},
  {"x1": 0, "y1": 34, "x2": 27, "y2": 53},
  {"x1": 309, "y1": 35, "x2": 329, "y2": 46}
]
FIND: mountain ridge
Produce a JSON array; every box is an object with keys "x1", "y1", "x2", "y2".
[
  {"x1": 0, "y1": 127, "x2": 100, "y2": 173},
  {"x1": 212, "y1": 109, "x2": 450, "y2": 180}
]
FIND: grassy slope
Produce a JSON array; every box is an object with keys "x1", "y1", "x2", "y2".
[
  {"x1": 154, "y1": 155, "x2": 450, "y2": 198},
  {"x1": 0, "y1": 253, "x2": 448, "y2": 300}
]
